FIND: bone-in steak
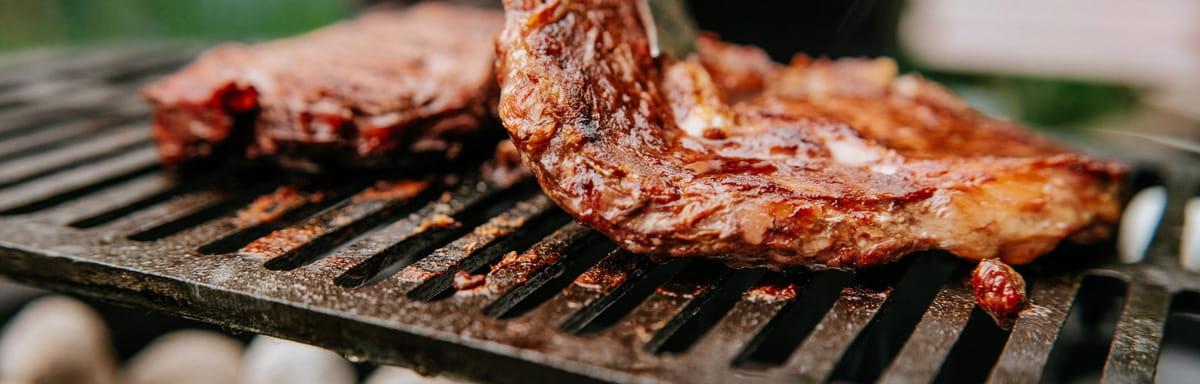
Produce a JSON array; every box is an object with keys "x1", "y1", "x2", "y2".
[{"x1": 495, "y1": 0, "x2": 1126, "y2": 323}]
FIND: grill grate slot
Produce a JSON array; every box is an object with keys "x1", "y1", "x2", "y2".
[
  {"x1": 99, "y1": 54, "x2": 191, "y2": 85},
  {"x1": 734, "y1": 269, "x2": 854, "y2": 368},
  {"x1": 126, "y1": 181, "x2": 280, "y2": 242},
  {"x1": 0, "y1": 114, "x2": 141, "y2": 163},
  {"x1": 469, "y1": 223, "x2": 595, "y2": 314},
  {"x1": 67, "y1": 174, "x2": 235, "y2": 230},
  {"x1": 79, "y1": 180, "x2": 228, "y2": 233},
  {"x1": 876, "y1": 279, "x2": 977, "y2": 382},
  {"x1": 193, "y1": 184, "x2": 360, "y2": 255},
  {"x1": 0, "y1": 49, "x2": 70, "y2": 82},
  {"x1": 584, "y1": 260, "x2": 731, "y2": 352},
  {"x1": 0, "y1": 125, "x2": 150, "y2": 189},
  {"x1": 561, "y1": 258, "x2": 687, "y2": 335},
  {"x1": 988, "y1": 273, "x2": 1082, "y2": 382},
  {"x1": 254, "y1": 180, "x2": 436, "y2": 270},
  {"x1": 483, "y1": 226, "x2": 613, "y2": 318},
  {"x1": 332, "y1": 180, "x2": 530, "y2": 288},
  {"x1": 1130, "y1": 165, "x2": 1166, "y2": 193},
  {"x1": 0, "y1": 108, "x2": 107, "y2": 141},
  {"x1": 1101, "y1": 283, "x2": 1170, "y2": 382},
  {"x1": 405, "y1": 194, "x2": 568, "y2": 301},
  {"x1": 672, "y1": 272, "x2": 794, "y2": 366},
  {"x1": 830, "y1": 253, "x2": 963, "y2": 382},
  {"x1": 44, "y1": 173, "x2": 178, "y2": 226},
  {"x1": 930, "y1": 307, "x2": 1012, "y2": 383},
  {"x1": 0, "y1": 44, "x2": 181, "y2": 88},
  {"x1": 769, "y1": 271, "x2": 893, "y2": 382},
  {"x1": 515, "y1": 249, "x2": 656, "y2": 329},
  {"x1": 0, "y1": 146, "x2": 159, "y2": 214},
  {"x1": 1157, "y1": 291, "x2": 1200, "y2": 383},
  {"x1": 0, "y1": 86, "x2": 144, "y2": 140},
  {"x1": 1041, "y1": 274, "x2": 1128, "y2": 383},
  {"x1": 644, "y1": 267, "x2": 768, "y2": 354}
]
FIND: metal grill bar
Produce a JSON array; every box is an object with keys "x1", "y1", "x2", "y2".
[
  {"x1": 481, "y1": 222, "x2": 599, "y2": 316},
  {"x1": 524, "y1": 249, "x2": 654, "y2": 328},
  {"x1": 0, "y1": 44, "x2": 182, "y2": 87},
  {"x1": 0, "y1": 49, "x2": 181, "y2": 110},
  {"x1": 0, "y1": 88, "x2": 135, "y2": 135},
  {"x1": 254, "y1": 181, "x2": 433, "y2": 270},
  {"x1": 0, "y1": 44, "x2": 1197, "y2": 384},
  {"x1": 1102, "y1": 283, "x2": 1171, "y2": 382},
  {"x1": 774, "y1": 280, "x2": 890, "y2": 381},
  {"x1": 36, "y1": 172, "x2": 176, "y2": 225},
  {"x1": 0, "y1": 125, "x2": 149, "y2": 188},
  {"x1": 679, "y1": 276, "x2": 787, "y2": 366},
  {"x1": 403, "y1": 194, "x2": 562, "y2": 299},
  {"x1": 0, "y1": 114, "x2": 140, "y2": 162},
  {"x1": 93, "y1": 183, "x2": 231, "y2": 235},
  {"x1": 194, "y1": 185, "x2": 356, "y2": 255},
  {"x1": 0, "y1": 146, "x2": 158, "y2": 213},
  {"x1": 988, "y1": 274, "x2": 1082, "y2": 383},
  {"x1": 878, "y1": 282, "x2": 975, "y2": 382},
  {"x1": 332, "y1": 180, "x2": 519, "y2": 288},
  {"x1": 557, "y1": 251, "x2": 662, "y2": 334},
  {"x1": 587, "y1": 261, "x2": 719, "y2": 352}
]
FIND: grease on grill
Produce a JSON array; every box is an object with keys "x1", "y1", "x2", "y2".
[
  {"x1": 417, "y1": 213, "x2": 459, "y2": 232},
  {"x1": 241, "y1": 179, "x2": 429, "y2": 257},
  {"x1": 233, "y1": 186, "x2": 325, "y2": 228},
  {"x1": 240, "y1": 221, "x2": 324, "y2": 257},
  {"x1": 575, "y1": 264, "x2": 629, "y2": 292},
  {"x1": 744, "y1": 279, "x2": 797, "y2": 303},
  {"x1": 452, "y1": 270, "x2": 487, "y2": 291},
  {"x1": 353, "y1": 179, "x2": 429, "y2": 202},
  {"x1": 842, "y1": 286, "x2": 893, "y2": 304},
  {"x1": 396, "y1": 196, "x2": 556, "y2": 290},
  {"x1": 396, "y1": 268, "x2": 438, "y2": 283},
  {"x1": 656, "y1": 282, "x2": 708, "y2": 299},
  {"x1": 491, "y1": 250, "x2": 556, "y2": 282},
  {"x1": 465, "y1": 215, "x2": 526, "y2": 250}
]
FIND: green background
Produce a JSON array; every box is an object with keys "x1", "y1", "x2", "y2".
[{"x1": 0, "y1": 0, "x2": 351, "y2": 51}]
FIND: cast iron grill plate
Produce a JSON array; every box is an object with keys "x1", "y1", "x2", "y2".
[{"x1": 0, "y1": 44, "x2": 1197, "y2": 383}]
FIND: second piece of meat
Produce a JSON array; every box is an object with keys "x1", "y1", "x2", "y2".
[{"x1": 143, "y1": 3, "x2": 504, "y2": 171}]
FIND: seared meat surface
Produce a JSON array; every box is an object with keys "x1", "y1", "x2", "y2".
[
  {"x1": 143, "y1": 3, "x2": 503, "y2": 170},
  {"x1": 972, "y1": 259, "x2": 1027, "y2": 328},
  {"x1": 495, "y1": 0, "x2": 1124, "y2": 271}
]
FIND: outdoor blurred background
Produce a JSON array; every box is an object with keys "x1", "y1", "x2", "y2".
[
  {"x1": 0, "y1": 0, "x2": 351, "y2": 51},
  {"x1": 2, "y1": 0, "x2": 1197, "y2": 135}
]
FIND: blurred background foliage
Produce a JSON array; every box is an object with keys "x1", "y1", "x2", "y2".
[
  {"x1": 0, "y1": 0, "x2": 350, "y2": 51},
  {"x1": 0, "y1": 0, "x2": 1145, "y2": 128},
  {"x1": 914, "y1": 68, "x2": 1140, "y2": 128}
]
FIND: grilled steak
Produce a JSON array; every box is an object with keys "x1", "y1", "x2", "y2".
[
  {"x1": 143, "y1": 3, "x2": 503, "y2": 171},
  {"x1": 496, "y1": 0, "x2": 1125, "y2": 322}
]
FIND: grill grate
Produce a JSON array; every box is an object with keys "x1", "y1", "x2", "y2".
[{"x1": 0, "y1": 44, "x2": 1198, "y2": 383}]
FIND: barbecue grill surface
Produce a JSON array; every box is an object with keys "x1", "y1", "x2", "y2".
[{"x1": 0, "y1": 44, "x2": 1197, "y2": 383}]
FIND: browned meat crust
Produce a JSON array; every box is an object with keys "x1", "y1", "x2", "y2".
[
  {"x1": 143, "y1": 3, "x2": 504, "y2": 170},
  {"x1": 495, "y1": 0, "x2": 1125, "y2": 272},
  {"x1": 972, "y1": 259, "x2": 1027, "y2": 328}
]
